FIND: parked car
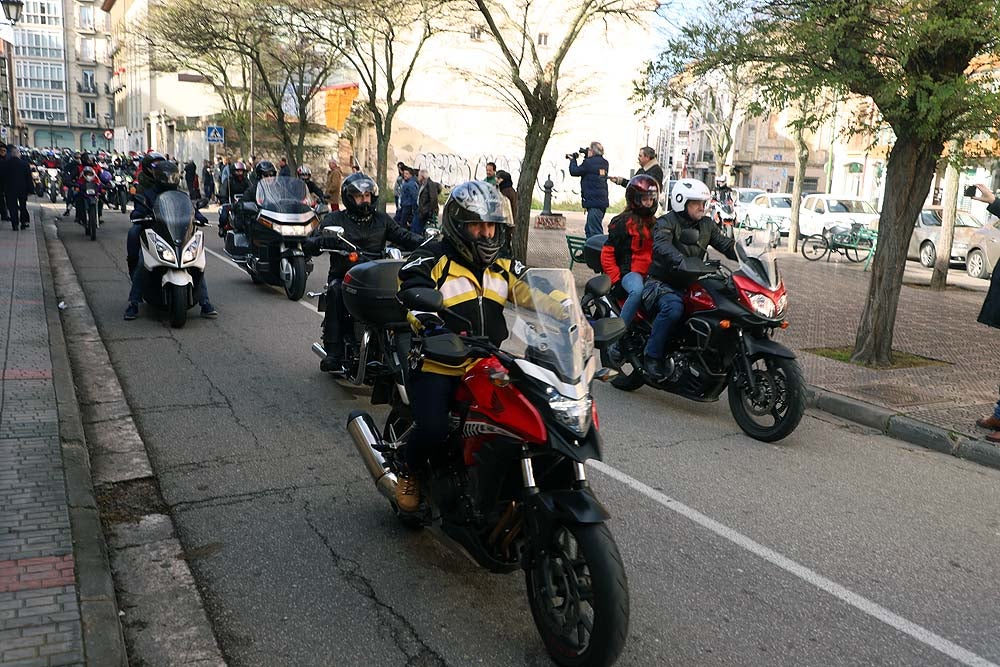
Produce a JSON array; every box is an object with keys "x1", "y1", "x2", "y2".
[
  {"x1": 742, "y1": 192, "x2": 794, "y2": 233},
  {"x1": 731, "y1": 187, "x2": 765, "y2": 222},
  {"x1": 799, "y1": 194, "x2": 880, "y2": 237},
  {"x1": 962, "y1": 218, "x2": 1000, "y2": 279},
  {"x1": 907, "y1": 206, "x2": 983, "y2": 268}
]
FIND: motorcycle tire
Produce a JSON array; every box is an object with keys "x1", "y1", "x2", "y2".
[
  {"x1": 526, "y1": 522, "x2": 629, "y2": 667},
  {"x1": 282, "y1": 256, "x2": 307, "y2": 301},
  {"x1": 728, "y1": 355, "x2": 805, "y2": 442},
  {"x1": 87, "y1": 205, "x2": 97, "y2": 241},
  {"x1": 49, "y1": 188, "x2": 57, "y2": 203},
  {"x1": 168, "y1": 283, "x2": 188, "y2": 329}
]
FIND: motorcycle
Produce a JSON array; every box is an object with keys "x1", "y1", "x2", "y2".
[
  {"x1": 46, "y1": 168, "x2": 60, "y2": 203},
  {"x1": 79, "y1": 180, "x2": 101, "y2": 241},
  {"x1": 112, "y1": 171, "x2": 132, "y2": 212},
  {"x1": 346, "y1": 267, "x2": 630, "y2": 666},
  {"x1": 31, "y1": 167, "x2": 45, "y2": 198},
  {"x1": 134, "y1": 191, "x2": 208, "y2": 328},
  {"x1": 709, "y1": 198, "x2": 736, "y2": 240},
  {"x1": 224, "y1": 176, "x2": 316, "y2": 300},
  {"x1": 580, "y1": 231, "x2": 805, "y2": 442}
]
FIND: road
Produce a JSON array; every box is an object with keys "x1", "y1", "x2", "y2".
[{"x1": 52, "y1": 203, "x2": 1000, "y2": 667}]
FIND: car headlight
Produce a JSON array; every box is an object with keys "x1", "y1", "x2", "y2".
[
  {"x1": 150, "y1": 232, "x2": 176, "y2": 263},
  {"x1": 775, "y1": 293, "x2": 787, "y2": 316},
  {"x1": 748, "y1": 293, "x2": 776, "y2": 319},
  {"x1": 181, "y1": 230, "x2": 203, "y2": 264},
  {"x1": 548, "y1": 390, "x2": 593, "y2": 437}
]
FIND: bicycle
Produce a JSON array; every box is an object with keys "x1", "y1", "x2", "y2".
[
  {"x1": 800, "y1": 223, "x2": 877, "y2": 263},
  {"x1": 735, "y1": 214, "x2": 782, "y2": 249}
]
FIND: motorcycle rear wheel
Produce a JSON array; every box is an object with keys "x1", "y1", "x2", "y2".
[
  {"x1": 728, "y1": 356, "x2": 805, "y2": 442},
  {"x1": 526, "y1": 522, "x2": 629, "y2": 667}
]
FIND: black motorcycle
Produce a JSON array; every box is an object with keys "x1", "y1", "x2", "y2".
[{"x1": 581, "y1": 232, "x2": 805, "y2": 442}]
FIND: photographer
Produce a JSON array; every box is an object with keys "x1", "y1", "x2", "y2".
[{"x1": 568, "y1": 141, "x2": 610, "y2": 238}]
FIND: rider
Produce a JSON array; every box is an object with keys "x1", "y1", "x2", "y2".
[
  {"x1": 123, "y1": 160, "x2": 217, "y2": 321},
  {"x1": 296, "y1": 165, "x2": 326, "y2": 203},
  {"x1": 302, "y1": 172, "x2": 423, "y2": 375},
  {"x1": 235, "y1": 160, "x2": 276, "y2": 231},
  {"x1": 600, "y1": 175, "x2": 659, "y2": 328},
  {"x1": 642, "y1": 178, "x2": 737, "y2": 380},
  {"x1": 393, "y1": 180, "x2": 527, "y2": 513},
  {"x1": 217, "y1": 160, "x2": 249, "y2": 236}
]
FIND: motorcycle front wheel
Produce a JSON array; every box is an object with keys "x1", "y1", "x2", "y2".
[
  {"x1": 282, "y1": 256, "x2": 307, "y2": 301},
  {"x1": 86, "y1": 204, "x2": 97, "y2": 241},
  {"x1": 526, "y1": 522, "x2": 629, "y2": 667},
  {"x1": 49, "y1": 186, "x2": 57, "y2": 203},
  {"x1": 168, "y1": 283, "x2": 188, "y2": 328},
  {"x1": 728, "y1": 355, "x2": 805, "y2": 442}
]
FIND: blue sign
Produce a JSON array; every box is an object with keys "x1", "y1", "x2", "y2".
[{"x1": 206, "y1": 126, "x2": 225, "y2": 144}]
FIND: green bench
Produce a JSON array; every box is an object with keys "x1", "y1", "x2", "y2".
[{"x1": 566, "y1": 234, "x2": 587, "y2": 270}]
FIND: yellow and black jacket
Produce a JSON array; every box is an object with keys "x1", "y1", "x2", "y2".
[{"x1": 398, "y1": 240, "x2": 532, "y2": 376}]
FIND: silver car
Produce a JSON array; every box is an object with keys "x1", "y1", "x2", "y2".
[
  {"x1": 906, "y1": 206, "x2": 983, "y2": 269},
  {"x1": 964, "y1": 217, "x2": 1000, "y2": 279}
]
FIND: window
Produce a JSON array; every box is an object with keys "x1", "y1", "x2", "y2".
[
  {"x1": 15, "y1": 60, "x2": 64, "y2": 90},
  {"x1": 16, "y1": 92, "x2": 66, "y2": 121},
  {"x1": 78, "y1": 37, "x2": 94, "y2": 61},
  {"x1": 470, "y1": 26, "x2": 482, "y2": 40},
  {"x1": 81, "y1": 68, "x2": 95, "y2": 92},
  {"x1": 83, "y1": 101, "x2": 96, "y2": 121},
  {"x1": 14, "y1": 29, "x2": 64, "y2": 59},
  {"x1": 537, "y1": 33, "x2": 548, "y2": 46},
  {"x1": 78, "y1": 6, "x2": 93, "y2": 29},
  {"x1": 23, "y1": 0, "x2": 62, "y2": 26}
]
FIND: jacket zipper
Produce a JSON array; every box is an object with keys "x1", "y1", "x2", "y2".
[{"x1": 478, "y1": 295, "x2": 485, "y2": 337}]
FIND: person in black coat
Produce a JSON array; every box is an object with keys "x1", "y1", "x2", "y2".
[
  {"x1": 0, "y1": 144, "x2": 34, "y2": 230},
  {"x1": 972, "y1": 183, "x2": 1000, "y2": 441},
  {"x1": 610, "y1": 146, "x2": 664, "y2": 192}
]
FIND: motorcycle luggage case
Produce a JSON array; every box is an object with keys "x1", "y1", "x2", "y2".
[
  {"x1": 584, "y1": 234, "x2": 607, "y2": 273},
  {"x1": 224, "y1": 230, "x2": 250, "y2": 257},
  {"x1": 342, "y1": 259, "x2": 408, "y2": 327}
]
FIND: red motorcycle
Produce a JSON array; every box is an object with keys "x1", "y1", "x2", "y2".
[{"x1": 346, "y1": 267, "x2": 630, "y2": 667}]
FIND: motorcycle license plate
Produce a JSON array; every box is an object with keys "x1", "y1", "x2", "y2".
[{"x1": 86, "y1": 186, "x2": 97, "y2": 196}]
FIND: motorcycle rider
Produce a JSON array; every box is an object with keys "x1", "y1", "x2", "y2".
[
  {"x1": 600, "y1": 175, "x2": 659, "y2": 329},
  {"x1": 235, "y1": 160, "x2": 277, "y2": 231},
  {"x1": 217, "y1": 160, "x2": 249, "y2": 236},
  {"x1": 296, "y1": 165, "x2": 326, "y2": 203},
  {"x1": 642, "y1": 178, "x2": 737, "y2": 380},
  {"x1": 302, "y1": 172, "x2": 423, "y2": 375},
  {"x1": 124, "y1": 159, "x2": 217, "y2": 321},
  {"x1": 393, "y1": 180, "x2": 528, "y2": 513}
]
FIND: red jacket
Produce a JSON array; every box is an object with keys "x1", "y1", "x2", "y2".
[{"x1": 600, "y1": 210, "x2": 655, "y2": 284}]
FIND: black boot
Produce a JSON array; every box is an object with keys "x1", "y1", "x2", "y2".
[{"x1": 643, "y1": 354, "x2": 665, "y2": 382}]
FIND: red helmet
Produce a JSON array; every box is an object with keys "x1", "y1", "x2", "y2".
[{"x1": 625, "y1": 174, "x2": 660, "y2": 217}]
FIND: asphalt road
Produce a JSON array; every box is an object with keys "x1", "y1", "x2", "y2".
[{"x1": 52, "y1": 202, "x2": 1000, "y2": 667}]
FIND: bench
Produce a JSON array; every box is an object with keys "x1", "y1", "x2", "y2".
[{"x1": 566, "y1": 234, "x2": 587, "y2": 270}]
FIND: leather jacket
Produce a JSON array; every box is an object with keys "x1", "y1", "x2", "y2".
[
  {"x1": 307, "y1": 209, "x2": 424, "y2": 279},
  {"x1": 648, "y1": 210, "x2": 737, "y2": 288}
]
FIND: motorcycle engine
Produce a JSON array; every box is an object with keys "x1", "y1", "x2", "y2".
[{"x1": 429, "y1": 466, "x2": 478, "y2": 524}]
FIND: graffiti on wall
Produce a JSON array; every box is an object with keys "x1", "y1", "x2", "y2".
[{"x1": 413, "y1": 152, "x2": 582, "y2": 200}]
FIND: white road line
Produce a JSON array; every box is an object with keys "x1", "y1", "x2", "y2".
[
  {"x1": 589, "y1": 459, "x2": 998, "y2": 667},
  {"x1": 206, "y1": 243, "x2": 995, "y2": 666},
  {"x1": 204, "y1": 247, "x2": 319, "y2": 314}
]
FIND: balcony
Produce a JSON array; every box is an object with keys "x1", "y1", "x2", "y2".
[
  {"x1": 75, "y1": 19, "x2": 96, "y2": 34},
  {"x1": 77, "y1": 80, "x2": 98, "y2": 95},
  {"x1": 75, "y1": 49, "x2": 97, "y2": 64},
  {"x1": 77, "y1": 112, "x2": 98, "y2": 126}
]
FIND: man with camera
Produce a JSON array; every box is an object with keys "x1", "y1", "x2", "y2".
[{"x1": 568, "y1": 141, "x2": 610, "y2": 238}]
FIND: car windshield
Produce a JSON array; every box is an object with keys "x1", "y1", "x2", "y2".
[
  {"x1": 827, "y1": 199, "x2": 877, "y2": 214},
  {"x1": 769, "y1": 197, "x2": 792, "y2": 209},
  {"x1": 738, "y1": 190, "x2": 764, "y2": 203},
  {"x1": 921, "y1": 210, "x2": 983, "y2": 228},
  {"x1": 957, "y1": 212, "x2": 983, "y2": 228}
]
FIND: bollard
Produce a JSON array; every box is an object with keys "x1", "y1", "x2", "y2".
[{"x1": 541, "y1": 175, "x2": 554, "y2": 216}]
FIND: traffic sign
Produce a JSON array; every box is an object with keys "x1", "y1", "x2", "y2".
[
  {"x1": 206, "y1": 126, "x2": 225, "y2": 144},
  {"x1": 103, "y1": 129, "x2": 113, "y2": 141}
]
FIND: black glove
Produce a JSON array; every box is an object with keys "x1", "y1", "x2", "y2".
[{"x1": 302, "y1": 236, "x2": 322, "y2": 256}]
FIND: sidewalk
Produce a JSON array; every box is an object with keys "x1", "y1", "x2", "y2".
[{"x1": 0, "y1": 212, "x2": 124, "y2": 666}]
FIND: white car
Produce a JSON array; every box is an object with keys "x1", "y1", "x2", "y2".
[
  {"x1": 731, "y1": 187, "x2": 766, "y2": 222},
  {"x1": 799, "y1": 195, "x2": 880, "y2": 237},
  {"x1": 742, "y1": 193, "x2": 794, "y2": 233}
]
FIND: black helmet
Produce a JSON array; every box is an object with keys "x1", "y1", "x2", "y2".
[
  {"x1": 341, "y1": 172, "x2": 379, "y2": 221},
  {"x1": 254, "y1": 160, "x2": 276, "y2": 179},
  {"x1": 140, "y1": 151, "x2": 166, "y2": 179},
  {"x1": 80, "y1": 151, "x2": 93, "y2": 166},
  {"x1": 441, "y1": 181, "x2": 511, "y2": 268},
  {"x1": 625, "y1": 174, "x2": 660, "y2": 218},
  {"x1": 152, "y1": 160, "x2": 180, "y2": 190}
]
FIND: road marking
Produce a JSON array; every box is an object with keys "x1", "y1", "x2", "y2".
[
  {"x1": 588, "y1": 459, "x2": 997, "y2": 667},
  {"x1": 205, "y1": 247, "x2": 320, "y2": 315}
]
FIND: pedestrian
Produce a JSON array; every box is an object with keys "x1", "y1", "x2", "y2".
[
  {"x1": 610, "y1": 146, "x2": 664, "y2": 191},
  {"x1": 202, "y1": 159, "x2": 216, "y2": 202},
  {"x1": 0, "y1": 144, "x2": 33, "y2": 230},
  {"x1": 415, "y1": 169, "x2": 439, "y2": 236},
  {"x1": 972, "y1": 183, "x2": 1000, "y2": 442},
  {"x1": 396, "y1": 166, "x2": 418, "y2": 229},
  {"x1": 0, "y1": 145, "x2": 9, "y2": 224},
  {"x1": 183, "y1": 159, "x2": 197, "y2": 195},
  {"x1": 496, "y1": 169, "x2": 518, "y2": 219},
  {"x1": 484, "y1": 161, "x2": 497, "y2": 185},
  {"x1": 325, "y1": 158, "x2": 343, "y2": 211},
  {"x1": 568, "y1": 141, "x2": 610, "y2": 238},
  {"x1": 278, "y1": 157, "x2": 291, "y2": 177},
  {"x1": 393, "y1": 162, "x2": 405, "y2": 210}
]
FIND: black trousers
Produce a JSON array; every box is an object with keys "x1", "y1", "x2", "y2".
[
  {"x1": 403, "y1": 368, "x2": 460, "y2": 471},
  {"x1": 321, "y1": 279, "x2": 355, "y2": 358},
  {"x1": 5, "y1": 192, "x2": 27, "y2": 227}
]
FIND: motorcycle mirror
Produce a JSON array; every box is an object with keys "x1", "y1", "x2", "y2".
[
  {"x1": 241, "y1": 201, "x2": 259, "y2": 212},
  {"x1": 745, "y1": 235, "x2": 754, "y2": 246},
  {"x1": 678, "y1": 228, "x2": 700, "y2": 245},
  {"x1": 585, "y1": 274, "x2": 612, "y2": 298},
  {"x1": 398, "y1": 287, "x2": 444, "y2": 313},
  {"x1": 322, "y1": 225, "x2": 345, "y2": 237}
]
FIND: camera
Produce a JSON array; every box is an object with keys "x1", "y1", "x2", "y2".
[
  {"x1": 565, "y1": 147, "x2": 588, "y2": 160},
  {"x1": 964, "y1": 184, "x2": 978, "y2": 198}
]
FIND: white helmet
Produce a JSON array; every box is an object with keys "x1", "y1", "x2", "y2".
[{"x1": 670, "y1": 178, "x2": 712, "y2": 214}]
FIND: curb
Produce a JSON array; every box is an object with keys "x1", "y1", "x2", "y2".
[
  {"x1": 35, "y1": 207, "x2": 128, "y2": 666},
  {"x1": 807, "y1": 385, "x2": 1000, "y2": 472}
]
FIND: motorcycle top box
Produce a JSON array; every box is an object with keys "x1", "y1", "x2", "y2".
[
  {"x1": 342, "y1": 259, "x2": 407, "y2": 327},
  {"x1": 584, "y1": 234, "x2": 607, "y2": 273}
]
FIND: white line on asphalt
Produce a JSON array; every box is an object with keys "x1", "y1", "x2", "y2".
[
  {"x1": 206, "y1": 243, "x2": 996, "y2": 666},
  {"x1": 588, "y1": 459, "x2": 998, "y2": 667},
  {"x1": 204, "y1": 247, "x2": 320, "y2": 315}
]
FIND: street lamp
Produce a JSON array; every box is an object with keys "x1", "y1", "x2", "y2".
[
  {"x1": 1, "y1": 0, "x2": 23, "y2": 24},
  {"x1": 45, "y1": 112, "x2": 54, "y2": 150},
  {"x1": 103, "y1": 113, "x2": 111, "y2": 151}
]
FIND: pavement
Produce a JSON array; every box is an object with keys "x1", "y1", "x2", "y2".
[{"x1": 0, "y1": 208, "x2": 125, "y2": 666}]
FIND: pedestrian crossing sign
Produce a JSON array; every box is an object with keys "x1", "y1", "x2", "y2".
[{"x1": 206, "y1": 126, "x2": 225, "y2": 144}]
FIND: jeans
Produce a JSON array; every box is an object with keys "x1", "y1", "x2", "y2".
[
  {"x1": 129, "y1": 255, "x2": 209, "y2": 306},
  {"x1": 993, "y1": 394, "x2": 1000, "y2": 420},
  {"x1": 396, "y1": 204, "x2": 415, "y2": 229},
  {"x1": 620, "y1": 272, "x2": 644, "y2": 326},
  {"x1": 584, "y1": 207, "x2": 607, "y2": 238},
  {"x1": 643, "y1": 284, "x2": 684, "y2": 360},
  {"x1": 403, "y1": 369, "x2": 460, "y2": 472}
]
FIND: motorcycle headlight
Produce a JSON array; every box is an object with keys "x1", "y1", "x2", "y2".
[
  {"x1": 271, "y1": 219, "x2": 317, "y2": 236},
  {"x1": 150, "y1": 232, "x2": 176, "y2": 263},
  {"x1": 548, "y1": 390, "x2": 593, "y2": 437},
  {"x1": 181, "y1": 230, "x2": 204, "y2": 264},
  {"x1": 748, "y1": 293, "x2": 776, "y2": 319},
  {"x1": 775, "y1": 293, "x2": 787, "y2": 316}
]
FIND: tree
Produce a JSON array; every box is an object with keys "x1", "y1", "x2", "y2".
[
  {"x1": 470, "y1": 0, "x2": 653, "y2": 262},
  {"x1": 645, "y1": 0, "x2": 1000, "y2": 366}
]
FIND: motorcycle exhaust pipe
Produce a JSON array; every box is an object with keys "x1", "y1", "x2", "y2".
[
  {"x1": 346, "y1": 411, "x2": 397, "y2": 503},
  {"x1": 312, "y1": 342, "x2": 327, "y2": 360}
]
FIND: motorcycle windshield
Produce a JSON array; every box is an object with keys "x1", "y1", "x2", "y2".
[
  {"x1": 152, "y1": 190, "x2": 195, "y2": 243},
  {"x1": 503, "y1": 268, "x2": 595, "y2": 390},
  {"x1": 735, "y1": 235, "x2": 781, "y2": 290},
  {"x1": 257, "y1": 176, "x2": 311, "y2": 214}
]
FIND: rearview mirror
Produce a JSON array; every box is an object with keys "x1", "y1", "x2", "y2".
[
  {"x1": 398, "y1": 287, "x2": 444, "y2": 313},
  {"x1": 322, "y1": 225, "x2": 345, "y2": 237}
]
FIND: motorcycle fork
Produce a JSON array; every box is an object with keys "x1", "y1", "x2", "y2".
[{"x1": 736, "y1": 330, "x2": 757, "y2": 392}]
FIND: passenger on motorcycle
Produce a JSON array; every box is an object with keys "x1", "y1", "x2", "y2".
[
  {"x1": 394, "y1": 180, "x2": 530, "y2": 513},
  {"x1": 235, "y1": 160, "x2": 276, "y2": 231},
  {"x1": 217, "y1": 160, "x2": 249, "y2": 234},
  {"x1": 296, "y1": 165, "x2": 326, "y2": 203},
  {"x1": 123, "y1": 160, "x2": 217, "y2": 321},
  {"x1": 643, "y1": 178, "x2": 737, "y2": 380},
  {"x1": 302, "y1": 172, "x2": 423, "y2": 375},
  {"x1": 600, "y1": 175, "x2": 659, "y2": 327}
]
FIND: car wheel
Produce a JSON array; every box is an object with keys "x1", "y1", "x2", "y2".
[
  {"x1": 919, "y1": 242, "x2": 936, "y2": 268},
  {"x1": 967, "y1": 249, "x2": 990, "y2": 279}
]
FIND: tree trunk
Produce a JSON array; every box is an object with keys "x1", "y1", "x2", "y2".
[
  {"x1": 930, "y1": 147, "x2": 959, "y2": 290},
  {"x1": 374, "y1": 119, "x2": 390, "y2": 214},
  {"x1": 851, "y1": 135, "x2": 940, "y2": 365},
  {"x1": 787, "y1": 119, "x2": 809, "y2": 253},
  {"x1": 511, "y1": 110, "x2": 556, "y2": 263}
]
